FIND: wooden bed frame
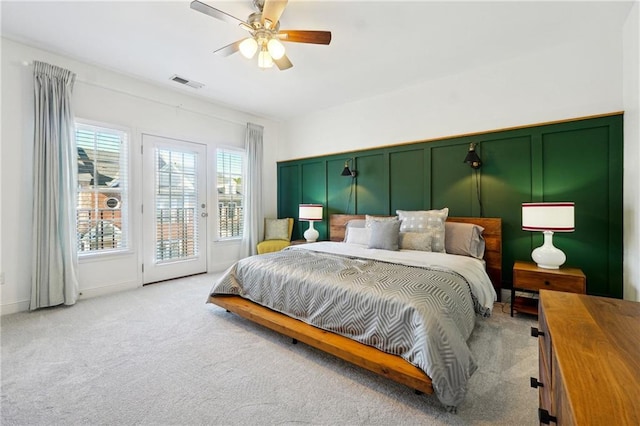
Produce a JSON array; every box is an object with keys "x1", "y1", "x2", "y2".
[{"x1": 209, "y1": 215, "x2": 502, "y2": 396}]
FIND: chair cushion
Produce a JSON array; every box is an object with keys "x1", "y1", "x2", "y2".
[{"x1": 257, "y1": 240, "x2": 291, "y2": 254}]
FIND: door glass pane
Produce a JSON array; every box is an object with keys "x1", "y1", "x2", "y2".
[{"x1": 155, "y1": 148, "x2": 198, "y2": 263}]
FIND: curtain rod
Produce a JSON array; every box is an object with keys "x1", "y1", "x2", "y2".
[{"x1": 22, "y1": 60, "x2": 249, "y2": 127}]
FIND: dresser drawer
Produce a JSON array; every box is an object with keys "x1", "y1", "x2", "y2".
[
  {"x1": 538, "y1": 344, "x2": 552, "y2": 414},
  {"x1": 514, "y1": 269, "x2": 585, "y2": 293},
  {"x1": 538, "y1": 307, "x2": 552, "y2": 380}
]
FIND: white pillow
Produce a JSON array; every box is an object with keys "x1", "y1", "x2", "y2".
[
  {"x1": 345, "y1": 227, "x2": 371, "y2": 245},
  {"x1": 396, "y1": 208, "x2": 449, "y2": 253},
  {"x1": 343, "y1": 219, "x2": 366, "y2": 242}
]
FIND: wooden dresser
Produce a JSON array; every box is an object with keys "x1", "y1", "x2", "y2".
[{"x1": 531, "y1": 290, "x2": 640, "y2": 425}]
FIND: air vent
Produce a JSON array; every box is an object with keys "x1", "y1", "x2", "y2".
[{"x1": 169, "y1": 75, "x2": 204, "y2": 89}]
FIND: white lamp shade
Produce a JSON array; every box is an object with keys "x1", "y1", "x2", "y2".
[
  {"x1": 522, "y1": 202, "x2": 574, "y2": 269},
  {"x1": 239, "y1": 38, "x2": 258, "y2": 59},
  {"x1": 522, "y1": 202, "x2": 575, "y2": 232},
  {"x1": 299, "y1": 204, "x2": 323, "y2": 221}
]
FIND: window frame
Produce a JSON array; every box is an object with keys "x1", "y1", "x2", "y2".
[
  {"x1": 215, "y1": 146, "x2": 245, "y2": 241},
  {"x1": 75, "y1": 119, "x2": 132, "y2": 258}
]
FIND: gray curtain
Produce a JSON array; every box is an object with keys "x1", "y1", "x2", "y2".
[
  {"x1": 240, "y1": 123, "x2": 264, "y2": 257},
  {"x1": 30, "y1": 61, "x2": 79, "y2": 310}
]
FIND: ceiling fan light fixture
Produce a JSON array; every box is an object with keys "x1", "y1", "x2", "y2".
[
  {"x1": 258, "y1": 48, "x2": 274, "y2": 69},
  {"x1": 239, "y1": 37, "x2": 258, "y2": 59},
  {"x1": 267, "y1": 38, "x2": 285, "y2": 60},
  {"x1": 190, "y1": 0, "x2": 332, "y2": 71}
]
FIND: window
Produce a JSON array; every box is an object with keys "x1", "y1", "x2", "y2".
[
  {"x1": 76, "y1": 122, "x2": 129, "y2": 254},
  {"x1": 217, "y1": 148, "x2": 244, "y2": 239},
  {"x1": 154, "y1": 148, "x2": 198, "y2": 261}
]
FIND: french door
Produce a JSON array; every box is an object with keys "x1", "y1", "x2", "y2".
[{"x1": 142, "y1": 134, "x2": 207, "y2": 284}]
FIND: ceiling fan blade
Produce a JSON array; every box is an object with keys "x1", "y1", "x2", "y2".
[
  {"x1": 262, "y1": 0, "x2": 288, "y2": 28},
  {"x1": 274, "y1": 54, "x2": 293, "y2": 71},
  {"x1": 278, "y1": 30, "x2": 332, "y2": 45},
  {"x1": 213, "y1": 39, "x2": 244, "y2": 57},
  {"x1": 190, "y1": 0, "x2": 247, "y2": 27}
]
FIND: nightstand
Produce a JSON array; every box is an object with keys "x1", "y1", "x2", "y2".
[
  {"x1": 511, "y1": 260, "x2": 586, "y2": 317},
  {"x1": 290, "y1": 239, "x2": 311, "y2": 245}
]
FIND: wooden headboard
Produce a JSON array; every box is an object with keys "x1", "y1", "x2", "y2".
[{"x1": 329, "y1": 214, "x2": 503, "y2": 297}]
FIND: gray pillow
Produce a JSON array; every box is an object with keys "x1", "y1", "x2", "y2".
[
  {"x1": 368, "y1": 220, "x2": 401, "y2": 251},
  {"x1": 346, "y1": 219, "x2": 366, "y2": 228},
  {"x1": 445, "y1": 222, "x2": 485, "y2": 258},
  {"x1": 264, "y1": 218, "x2": 290, "y2": 240}
]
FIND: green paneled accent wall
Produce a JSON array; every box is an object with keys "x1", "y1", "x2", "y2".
[
  {"x1": 300, "y1": 161, "x2": 327, "y2": 238},
  {"x1": 277, "y1": 114, "x2": 624, "y2": 298},
  {"x1": 389, "y1": 148, "x2": 425, "y2": 212},
  {"x1": 278, "y1": 164, "x2": 299, "y2": 225},
  {"x1": 480, "y1": 134, "x2": 533, "y2": 279},
  {"x1": 356, "y1": 153, "x2": 389, "y2": 214}
]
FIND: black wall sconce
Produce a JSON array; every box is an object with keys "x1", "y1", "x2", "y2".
[
  {"x1": 341, "y1": 159, "x2": 357, "y2": 177},
  {"x1": 341, "y1": 158, "x2": 357, "y2": 214},
  {"x1": 463, "y1": 142, "x2": 484, "y2": 216},
  {"x1": 464, "y1": 143, "x2": 482, "y2": 169}
]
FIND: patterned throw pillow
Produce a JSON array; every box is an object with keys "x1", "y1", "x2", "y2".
[
  {"x1": 399, "y1": 232, "x2": 433, "y2": 251},
  {"x1": 365, "y1": 215, "x2": 398, "y2": 228},
  {"x1": 264, "y1": 218, "x2": 290, "y2": 240},
  {"x1": 396, "y1": 208, "x2": 449, "y2": 253}
]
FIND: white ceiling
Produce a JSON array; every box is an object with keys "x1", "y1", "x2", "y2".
[{"x1": 1, "y1": 1, "x2": 634, "y2": 121}]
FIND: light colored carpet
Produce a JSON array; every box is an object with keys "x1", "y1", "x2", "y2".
[{"x1": 1, "y1": 272, "x2": 538, "y2": 425}]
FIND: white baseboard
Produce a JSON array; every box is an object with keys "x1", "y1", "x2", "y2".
[
  {"x1": 0, "y1": 280, "x2": 140, "y2": 315},
  {"x1": 0, "y1": 299, "x2": 31, "y2": 316},
  {"x1": 78, "y1": 280, "x2": 140, "y2": 300}
]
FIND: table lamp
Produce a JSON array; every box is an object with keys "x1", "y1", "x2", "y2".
[
  {"x1": 522, "y1": 202, "x2": 575, "y2": 269},
  {"x1": 299, "y1": 204, "x2": 323, "y2": 242}
]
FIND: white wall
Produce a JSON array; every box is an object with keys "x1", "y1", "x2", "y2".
[
  {"x1": 281, "y1": 22, "x2": 640, "y2": 301},
  {"x1": 0, "y1": 38, "x2": 280, "y2": 314},
  {"x1": 623, "y1": 1, "x2": 640, "y2": 302},
  {"x1": 282, "y1": 33, "x2": 622, "y2": 160}
]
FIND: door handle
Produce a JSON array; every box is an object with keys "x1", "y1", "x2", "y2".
[{"x1": 201, "y1": 212, "x2": 208, "y2": 217}]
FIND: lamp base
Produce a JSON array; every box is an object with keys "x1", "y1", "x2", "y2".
[
  {"x1": 531, "y1": 231, "x2": 566, "y2": 269},
  {"x1": 303, "y1": 221, "x2": 319, "y2": 243}
]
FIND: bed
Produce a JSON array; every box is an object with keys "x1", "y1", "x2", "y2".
[{"x1": 208, "y1": 213, "x2": 502, "y2": 411}]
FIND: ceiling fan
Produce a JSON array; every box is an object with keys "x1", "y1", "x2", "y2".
[{"x1": 190, "y1": 0, "x2": 332, "y2": 70}]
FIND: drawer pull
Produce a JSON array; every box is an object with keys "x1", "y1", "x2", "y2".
[
  {"x1": 538, "y1": 408, "x2": 557, "y2": 424},
  {"x1": 531, "y1": 327, "x2": 545, "y2": 337},
  {"x1": 544, "y1": 280, "x2": 551, "y2": 286},
  {"x1": 530, "y1": 377, "x2": 544, "y2": 388}
]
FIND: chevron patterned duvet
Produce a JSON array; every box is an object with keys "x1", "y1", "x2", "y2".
[{"x1": 210, "y1": 242, "x2": 497, "y2": 409}]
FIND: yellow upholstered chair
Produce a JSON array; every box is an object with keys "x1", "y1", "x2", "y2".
[{"x1": 257, "y1": 218, "x2": 294, "y2": 254}]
